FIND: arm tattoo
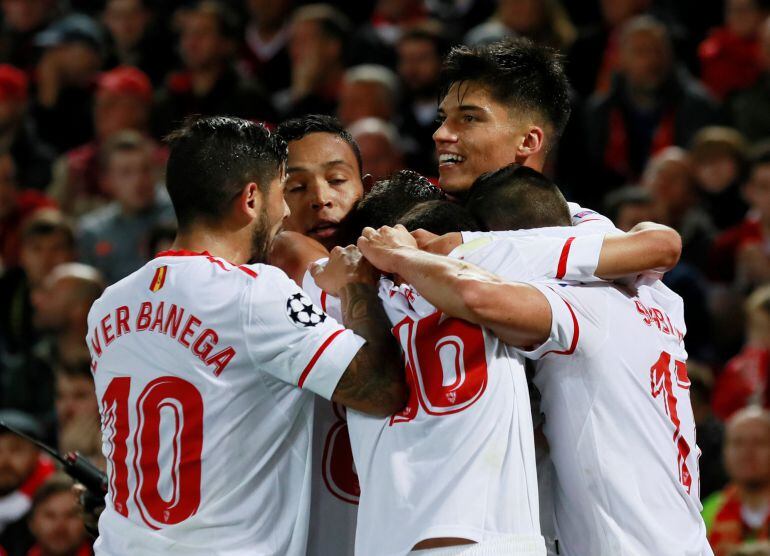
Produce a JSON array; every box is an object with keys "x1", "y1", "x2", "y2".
[{"x1": 335, "y1": 283, "x2": 405, "y2": 412}]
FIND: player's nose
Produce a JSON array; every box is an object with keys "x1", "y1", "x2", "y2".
[
  {"x1": 309, "y1": 182, "x2": 333, "y2": 210},
  {"x1": 433, "y1": 121, "x2": 457, "y2": 144}
]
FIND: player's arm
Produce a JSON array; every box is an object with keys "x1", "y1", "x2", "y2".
[
  {"x1": 357, "y1": 226, "x2": 551, "y2": 348},
  {"x1": 312, "y1": 246, "x2": 407, "y2": 416},
  {"x1": 595, "y1": 222, "x2": 681, "y2": 279},
  {"x1": 269, "y1": 231, "x2": 329, "y2": 286}
]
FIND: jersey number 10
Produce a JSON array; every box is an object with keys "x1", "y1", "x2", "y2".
[{"x1": 101, "y1": 376, "x2": 204, "y2": 529}]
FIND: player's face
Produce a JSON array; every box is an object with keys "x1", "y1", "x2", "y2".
[
  {"x1": 433, "y1": 82, "x2": 528, "y2": 194},
  {"x1": 251, "y1": 167, "x2": 289, "y2": 263},
  {"x1": 29, "y1": 491, "x2": 86, "y2": 555},
  {"x1": 0, "y1": 435, "x2": 38, "y2": 496},
  {"x1": 283, "y1": 133, "x2": 364, "y2": 249}
]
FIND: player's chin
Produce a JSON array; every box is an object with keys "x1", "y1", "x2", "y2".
[{"x1": 438, "y1": 169, "x2": 472, "y2": 195}]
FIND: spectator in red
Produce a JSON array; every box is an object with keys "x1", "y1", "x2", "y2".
[
  {"x1": 691, "y1": 126, "x2": 750, "y2": 230},
  {"x1": 26, "y1": 474, "x2": 92, "y2": 556},
  {"x1": 584, "y1": 16, "x2": 721, "y2": 193},
  {"x1": 0, "y1": 411, "x2": 56, "y2": 556},
  {"x1": 152, "y1": 1, "x2": 275, "y2": 138},
  {"x1": 278, "y1": 4, "x2": 350, "y2": 119},
  {"x1": 101, "y1": 0, "x2": 176, "y2": 87},
  {"x1": 0, "y1": 153, "x2": 57, "y2": 269},
  {"x1": 31, "y1": 14, "x2": 105, "y2": 153},
  {"x1": 0, "y1": 65, "x2": 55, "y2": 190},
  {"x1": 710, "y1": 145, "x2": 770, "y2": 285},
  {"x1": 732, "y1": 17, "x2": 770, "y2": 144},
  {"x1": 704, "y1": 407, "x2": 770, "y2": 556},
  {"x1": 699, "y1": 0, "x2": 767, "y2": 101},
  {"x1": 0, "y1": 0, "x2": 58, "y2": 74},
  {"x1": 0, "y1": 211, "x2": 75, "y2": 358},
  {"x1": 48, "y1": 65, "x2": 165, "y2": 217},
  {"x1": 239, "y1": 0, "x2": 294, "y2": 94},
  {"x1": 713, "y1": 286, "x2": 770, "y2": 421}
]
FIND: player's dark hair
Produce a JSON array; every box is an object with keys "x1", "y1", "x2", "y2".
[
  {"x1": 276, "y1": 115, "x2": 363, "y2": 177},
  {"x1": 440, "y1": 38, "x2": 571, "y2": 141},
  {"x1": 165, "y1": 116, "x2": 287, "y2": 230},
  {"x1": 398, "y1": 200, "x2": 481, "y2": 235},
  {"x1": 465, "y1": 163, "x2": 571, "y2": 230},
  {"x1": 349, "y1": 170, "x2": 445, "y2": 233}
]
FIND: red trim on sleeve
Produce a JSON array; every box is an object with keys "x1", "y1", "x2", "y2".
[
  {"x1": 298, "y1": 329, "x2": 346, "y2": 388},
  {"x1": 540, "y1": 290, "x2": 579, "y2": 357},
  {"x1": 555, "y1": 237, "x2": 576, "y2": 279},
  {"x1": 320, "y1": 291, "x2": 328, "y2": 312},
  {"x1": 237, "y1": 265, "x2": 258, "y2": 278},
  {"x1": 575, "y1": 218, "x2": 604, "y2": 224}
]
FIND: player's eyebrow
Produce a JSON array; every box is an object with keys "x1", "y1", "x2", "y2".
[
  {"x1": 286, "y1": 165, "x2": 307, "y2": 174},
  {"x1": 322, "y1": 160, "x2": 355, "y2": 171},
  {"x1": 457, "y1": 104, "x2": 488, "y2": 114}
]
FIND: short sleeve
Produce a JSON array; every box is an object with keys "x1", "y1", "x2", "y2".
[
  {"x1": 568, "y1": 203, "x2": 619, "y2": 232},
  {"x1": 242, "y1": 267, "x2": 365, "y2": 399},
  {"x1": 457, "y1": 234, "x2": 606, "y2": 283},
  {"x1": 519, "y1": 285, "x2": 581, "y2": 360},
  {"x1": 301, "y1": 259, "x2": 343, "y2": 323}
]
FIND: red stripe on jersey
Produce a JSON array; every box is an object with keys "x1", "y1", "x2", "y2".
[
  {"x1": 575, "y1": 218, "x2": 604, "y2": 224},
  {"x1": 155, "y1": 249, "x2": 212, "y2": 258},
  {"x1": 237, "y1": 265, "x2": 258, "y2": 278},
  {"x1": 541, "y1": 289, "x2": 579, "y2": 357},
  {"x1": 298, "y1": 329, "x2": 345, "y2": 388},
  {"x1": 555, "y1": 237, "x2": 576, "y2": 279},
  {"x1": 320, "y1": 291, "x2": 328, "y2": 312}
]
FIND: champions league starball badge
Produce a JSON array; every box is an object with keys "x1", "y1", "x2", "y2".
[{"x1": 286, "y1": 292, "x2": 327, "y2": 328}]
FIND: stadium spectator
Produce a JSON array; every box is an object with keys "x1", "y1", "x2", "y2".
[
  {"x1": 689, "y1": 364, "x2": 729, "y2": 498},
  {"x1": 348, "y1": 118, "x2": 404, "y2": 181},
  {"x1": 0, "y1": 65, "x2": 55, "y2": 191},
  {"x1": 704, "y1": 408, "x2": 770, "y2": 555},
  {"x1": 54, "y1": 364, "x2": 102, "y2": 470},
  {"x1": 0, "y1": 0, "x2": 58, "y2": 74},
  {"x1": 101, "y1": 0, "x2": 175, "y2": 87},
  {"x1": 279, "y1": 4, "x2": 350, "y2": 118},
  {"x1": 710, "y1": 145, "x2": 770, "y2": 285},
  {"x1": 49, "y1": 66, "x2": 164, "y2": 217},
  {"x1": 584, "y1": 16, "x2": 720, "y2": 192},
  {"x1": 691, "y1": 126, "x2": 750, "y2": 230},
  {"x1": 464, "y1": 0, "x2": 576, "y2": 51},
  {"x1": 0, "y1": 410, "x2": 56, "y2": 556},
  {"x1": 239, "y1": 0, "x2": 294, "y2": 94},
  {"x1": 27, "y1": 474, "x2": 92, "y2": 556},
  {"x1": 698, "y1": 0, "x2": 766, "y2": 100},
  {"x1": 566, "y1": 0, "x2": 650, "y2": 97},
  {"x1": 0, "y1": 153, "x2": 56, "y2": 269},
  {"x1": 337, "y1": 64, "x2": 399, "y2": 128},
  {"x1": 0, "y1": 211, "x2": 75, "y2": 358},
  {"x1": 732, "y1": 17, "x2": 770, "y2": 144},
  {"x1": 396, "y1": 22, "x2": 446, "y2": 173},
  {"x1": 713, "y1": 286, "x2": 770, "y2": 421},
  {"x1": 152, "y1": 1, "x2": 275, "y2": 137},
  {"x1": 277, "y1": 115, "x2": 370, "y2": 250},
  {"x1": 31, "y1": 14, "x2": 105, "y2": 153},
  {"x1": 77, "y1": 131, "x2": 173, "y2": 284},
  {"x1": 603, "y1": 185, "x2": 657, "y2": 231},
  {"x1": 642, "y1": 146, "x2": 716, "y2": 267},
  {"x1": 347, "y1": 0, "x2": 428, "y2": 67}
]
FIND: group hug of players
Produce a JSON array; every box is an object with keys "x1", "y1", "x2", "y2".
[{"x1": 84, "y1": 38, "x2": 714, "y2": 555}]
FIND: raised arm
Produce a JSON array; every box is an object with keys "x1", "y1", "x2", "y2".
[
  {"x1": 595, "y1": 222, "x2": 681, "y2": 279},
  {"x1": 357, "y1": 226, "x2": 551, "y2": 348},
  {"x1": 312, "y1": 246, "x2": 407, "y2": 416}
]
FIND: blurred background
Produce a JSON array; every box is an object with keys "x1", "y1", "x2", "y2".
[{"x1": 0, "y1": 1, "x2": 768, "y2": 555}]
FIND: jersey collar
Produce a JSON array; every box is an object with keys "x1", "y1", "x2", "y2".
[{"x1": 154, "y1": 249, "x2": 212, "y2": 258}]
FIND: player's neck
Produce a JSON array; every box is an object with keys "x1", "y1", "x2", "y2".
[{"x1": 172, "y1": 227, "x2": 252, "y2": 266}]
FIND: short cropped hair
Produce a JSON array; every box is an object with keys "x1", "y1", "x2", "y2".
[
  {"x1": 291, "y1": 4, "x2": 350, "y2": 44},
  {"x1": 350, "y1": 170, "x2": 444, "y2": 232},
  {"x1": 30, "y1": 474, "x2": 75, "y2": 514},
  {"x1": 165, "y1": 116, "x2": 287, "y2": 230},
  {"x1": 465, "y1": 163, "x2": 571, "y2": 230},
  {"x1": 439, "y1": 38, "x2": 571, "y2": 141},
  {"x1": 276, "y1": 114, "x2": 363, "y2": 176},
  {"x1": 398, "y1": 200, "x2": 481, "y2": 235}
]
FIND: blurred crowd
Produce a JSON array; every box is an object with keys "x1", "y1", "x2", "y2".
[{"x1": 0, "y1": 0, "x2": 768, "y2": 554}]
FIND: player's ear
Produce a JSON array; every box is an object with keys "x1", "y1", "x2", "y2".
[
  {"x1": 362, "y1": 173, "x2": 375, "y2": 194},
  {"x1": 239, "y1": 182, "x2": 261, "y2": 220},
  {"x1": 517, "y1": 125, "x2": 545, "y2": 159}
]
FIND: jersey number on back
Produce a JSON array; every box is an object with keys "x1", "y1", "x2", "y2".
[
  {"x1": 650, "y1": 352, "x2": 693, "y2": 494},
  {"x1": 391, "y1": 312, "x2": 488, "y2": 424},
  {"x1": 101, "y1": 376, "x2": 204, "y2": 529}
]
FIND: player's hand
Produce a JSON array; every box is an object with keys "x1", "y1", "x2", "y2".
[
  {"x1": 310, "y1": 245, "x2": 379, "y2": 296},
  {"x1": 416, "y1": 231, "x2": 462, "y2": 255},
  {"x1": 357, "y1": 225, "x2": 418, "y2": 273}
]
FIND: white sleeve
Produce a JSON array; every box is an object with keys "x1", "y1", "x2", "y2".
[
  {"x1": 301, "y1": 258, "x2": 343, "y2": 323},
  {"x1": 459, "y1": 234, "x2": 606, "y2": 283},
  {"x1": 568, "y1": 203, "x2": 620, "y2": 232},
  {"x1": 242, "y1": 267, "x2": 365, "y2": 399},
  {"x1": 519, "y1": 284, "x2": 581, "y2": 360}
]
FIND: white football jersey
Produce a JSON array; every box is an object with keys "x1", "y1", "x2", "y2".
[
  {"x1": 523, "y1": 280, "x2": 712, "y2": 556},
  {"x1": 86, "y1": 250, "x2": 365, "y2": 556},
  {"x1": 304, "y1": 232, "x2": 606, "y2": 556}
]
